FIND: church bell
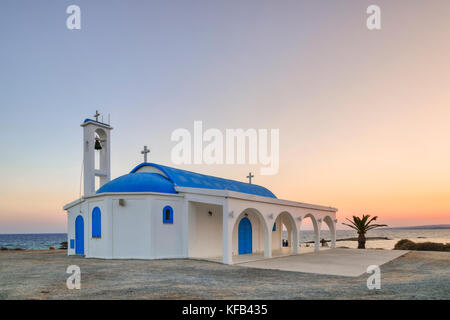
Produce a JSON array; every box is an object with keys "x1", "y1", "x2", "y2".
[{"x1": 94, "y1": 138, "x2": 102, "y2": 150}]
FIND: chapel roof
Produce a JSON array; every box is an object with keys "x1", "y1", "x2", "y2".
[{"x1": 96, "y1": 163, "x2": 277, "y2": 198}]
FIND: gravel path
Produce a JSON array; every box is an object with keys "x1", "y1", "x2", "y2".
[{"x1": 0, "y1": 250, "x2": 448, "y2": 299}]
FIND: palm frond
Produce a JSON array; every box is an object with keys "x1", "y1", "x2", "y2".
[
  {"x1": 366, "y1": 224, "x2": 388, "y2": 231},
  {"x1": 342, "y1": 222, "x2": 359, "y2": 231},
  {"x1": 364, "y1": 216, "x2": 378, "y2": 228},
  {"x1": 342, "y1": 214, "x2": 388, "y2": 234}
]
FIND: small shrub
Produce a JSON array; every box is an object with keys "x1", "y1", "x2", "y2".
[
  {"x1": 414, "y1": 242, "x2": 447, "y2": 251},
  {"x1": 394, "y1": 239, "x2": 416, "y2": 250},
  {"x1": 394, "y1": 239, "x2": 450, "y2": 252}
]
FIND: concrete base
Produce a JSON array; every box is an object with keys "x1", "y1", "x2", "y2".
[
  {"x1": 204, "y1": 247, "x2": 322, "y2": 264},
  {"x1": 235, "y1": 248, "x2": 409, "y2": 277}
]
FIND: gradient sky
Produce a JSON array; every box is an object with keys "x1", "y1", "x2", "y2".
[{"x1": 0, "y1": 0, "x2": 449, "y2": 233}]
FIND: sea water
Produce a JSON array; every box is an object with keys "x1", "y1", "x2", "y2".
[
  {"x1": 296, "y1": 228, "x2": 450, "y2": 249},
  {"x1": 0, "y1": 233, "x2": 67, "y2": 250}
]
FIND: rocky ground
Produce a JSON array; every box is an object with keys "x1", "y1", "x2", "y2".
[{"x1": 0, "y1": 250, "x2": 448, "y2": 299}]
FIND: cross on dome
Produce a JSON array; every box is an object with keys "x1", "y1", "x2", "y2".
[
  {"x1": 246, "y1": 172, "x2": 254, "y2": 184},
  {"x1": 141, "y1": 145, "x2": 150, "y2": 162}
]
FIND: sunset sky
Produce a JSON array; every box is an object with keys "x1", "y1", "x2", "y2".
[{"x1": 0, "y1": 0, "x2": 449, "y2": 233}]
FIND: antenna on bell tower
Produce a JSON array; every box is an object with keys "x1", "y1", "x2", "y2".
[{"x1": 81, "y1": 111, "x2": 113, "y2": 197}]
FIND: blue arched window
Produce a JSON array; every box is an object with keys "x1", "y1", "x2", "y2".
[
  {"x1": 92, "y1": 207, "x2": 101, "y2": 238},
  {"x1": 163, "y1": 206, "x2": 173, "y2": 224}
]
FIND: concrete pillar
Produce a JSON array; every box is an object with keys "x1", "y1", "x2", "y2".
[
  {"x1": 264, "y1": 224, "x2": 272, "y2": 259},
  {"x1": 182, "y1": 200, "x2": 190, "y2": 258},
  {"x1": 293, "y1": 227, "x2": 299, "y2": 254},
  {"x1": 314, "y1": 220, "x2": 322, "y2": 252},
  {"x1": 331, "y1": 220, "x2": 337, "y2": 248},
  {"x1": 222, "y1": 203, "x2": 233, "y2": 264},
  {"x1": 107, "y1": 197, "x2": 114, "y2": 258},
  {"x1": 296, "y1": 218, "x2": 303, "y2": 253}
]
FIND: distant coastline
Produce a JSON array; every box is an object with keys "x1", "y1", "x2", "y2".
[
  {"x1": 335, "y1": 224, "x2": 450, "y2": 231},
  {"x1": 0, "y1": 232, "x2": 66, "y2": 235},
  {"x1": 380, "y1": 224, "x2": 450, "y2": 230}
]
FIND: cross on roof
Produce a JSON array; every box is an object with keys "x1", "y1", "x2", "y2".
[
  {"x1": 141, "y1": 146, "x2": 150, "y2": 162},
  {"x1": 94, "y1": 110, "x2": 100, "y2": 122},
  {"x1": 246, "y1": 172, "x2": 254, "y2": 184}
]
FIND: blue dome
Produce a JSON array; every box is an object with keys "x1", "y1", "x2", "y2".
[
  {"x1": 133, "y1": 163, "x2": 276, "y2": 198},
  {"x1": 96, "y1": 172, "x2": 177, "y2": 194},
  {"x1": 96, "y1": 163, "x2": 276, "y2": 198}
]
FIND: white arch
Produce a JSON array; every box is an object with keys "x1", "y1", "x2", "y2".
[
  {"x1": 273, "y1": 211, "x2": 298, "y2": 254},
  {"x1": 232, "y1": 208, "x2": 270, "y2": 260},
  {"x1": 94, "y1": 128, "x2": 108, "y2": 174},
  {"x1": 323, "y1": 215, "x2": 336, "y2": 248},
  {"x1": 303, "y1": 213, "x2": 320, "y2": 251},
  {"x1": 95, "y1": 127, "x2": 107, "y2": 139}
]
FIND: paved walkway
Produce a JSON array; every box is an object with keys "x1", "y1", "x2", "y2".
[
  {"x1": 203, "y1": 247, "x2": 320, "y2": 264},
  {"x1": 236, "y1": 248, "x2": 409, "y2": 277}
]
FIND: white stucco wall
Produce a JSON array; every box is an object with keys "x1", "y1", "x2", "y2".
[
  {"x1": 188, "y1": 202, "x2": 223, "y2": 258},
  {"x1": 66, "y1": 194, "x2": 185, "y2": 259},
  {"x1": 151, "y1": 198, "x2": 184, "y2": 259},
  {"x1": 112, "y1": 198, "x2": 151, "y2": 258},
  {"x1": 271, "y1": 215, "x2": 282, "y2": 250},
  {"x1": 87, "y1": 200, "x2": 110, "y2": 258}
]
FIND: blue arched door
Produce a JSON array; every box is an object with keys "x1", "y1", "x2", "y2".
[
  {"x1": 238, "y1": 217, "x2": 252, "y2": 254},
  {"x1": 75, "y1": 215, "x2": 84, "y2": 255}
]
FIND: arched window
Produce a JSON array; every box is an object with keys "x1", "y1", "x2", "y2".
[
  {"x1": 163, "y1": 206, "x2": 173, "y2": 224},
  {"x1": 92, "y1": 207, "x2": 101, "y2": 238},
  {"x1": 272, "y1": 222, "x2": 276, "y2": 231}
]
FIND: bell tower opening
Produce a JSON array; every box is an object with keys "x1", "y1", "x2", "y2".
[{"x1": 81, "y1": 111, "x2": 113, "y2": 196}]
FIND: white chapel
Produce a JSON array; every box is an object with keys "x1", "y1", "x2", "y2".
[{"x1": 63, "y1": 115, "x2": 338, "y2": 264}]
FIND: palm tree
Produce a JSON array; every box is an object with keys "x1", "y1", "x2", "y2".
[{"x1": 342, "y1": 215, "x2": 387, "y2": 249}]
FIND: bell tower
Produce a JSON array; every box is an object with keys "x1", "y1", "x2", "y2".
[{"x1": 81, "y1": 111, "x2": 113, "y2": 196}]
